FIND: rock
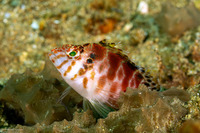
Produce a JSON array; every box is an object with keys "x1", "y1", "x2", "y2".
[
  {"x1": 179, "y1": 120, "x2": 200, "y2": 133},
  {"x1": 156, "y1": 2, "x2": 200, "y2": 36},
  {"x1": 0, "y1": 60, "x2": 189, "y2": 132},
  {"x1": 0, "y1": 59, "x2": 82, "y2": 125}
]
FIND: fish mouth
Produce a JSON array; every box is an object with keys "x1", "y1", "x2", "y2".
[{"x1": 48, "y1": 51, "x2": 57, "y2": 62}]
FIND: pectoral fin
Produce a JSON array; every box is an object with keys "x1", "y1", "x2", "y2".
[
  {"x1": 83, "y1": 98, "x2": 115, "y2": 118},
  {"x1": 57, "y1": 86, "x2": 71, "y2": 103}
]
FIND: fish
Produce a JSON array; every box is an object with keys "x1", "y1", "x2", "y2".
[{"x1": 48, "y1": 39, "x2": 159, "y2": 118}]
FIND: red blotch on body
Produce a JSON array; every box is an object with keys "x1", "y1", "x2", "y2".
[
  {"x1": 98, "y1": 59, "x2": 109, "y2": 73},
  {"x1": 110, "y1": 83, "x2": 117, "y2": 95},
  {"x1": 91, "y1": 43, "x2": 107, "y2": 60},
  {"x1": 117, "y1": 67, "x2": 123, "y2": 79},
  {"x1": 130, "y1": 72, "x2": 144, "y2": 88},
  {"x1": 98, "y1": 75, "x2": 106, "y2": 88},
  {"x1": 99, "y1": 63, "x2": 105, "y2": 73},
  {"x1": 107, "y1": 52, "x2": 123, "y2": 80},
  {"x1": 96, "y1": 75, "x2": 107, "y2": 93},
  {"x1": 121, "y1": 62, "x2": 137, "y2": 91},
  {"x1": 134, "y1": 72, "x2": 144, "y2": 88},
  {"x1": 107, "y1": 83, "x2": 119, "y2": 108}
]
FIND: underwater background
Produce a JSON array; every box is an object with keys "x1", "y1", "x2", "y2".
[{"x1": 0, "y1": 0, "x2": 200, "y2": 132}]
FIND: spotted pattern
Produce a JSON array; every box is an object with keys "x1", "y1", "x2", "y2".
[
  {"x1": 56, "y1": 60, "x2": 68, "y2": 69},
  {"x1": 97, "y1": 75, "x2": 106, "y2": 90},
  {"x1": 71, "y1": 60, "x2": 76, "y2": 66},
  {"x1": 83, "y1": 77, "x2": 88, "y2": 89},
  {"x1": 78, "y1": 68, "x2": 86, "y2": 76},
  {"x1": 71, "y1": 74, "x2": 77, "y2": 80},
  {"x1": 64, "y1": 66, "x2": 72, "y2": 76},
  {"x1": 53, "y1": 54, "x2": 66, "y2": 60},
  {"x1": 90, "y1": 71, "x2": 95, "y2": 80},
  {"x1": 49, "y1": 40, "x2": 159, "y2": 111}
]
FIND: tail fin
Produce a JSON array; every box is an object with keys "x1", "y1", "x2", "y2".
[{"x1": 138, "y1": 66, "x2": 160, "y2": 91}]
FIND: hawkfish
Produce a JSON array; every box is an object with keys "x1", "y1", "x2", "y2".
[{"x1": 48, "y1": 39, "x2": 159, "y2": 118}]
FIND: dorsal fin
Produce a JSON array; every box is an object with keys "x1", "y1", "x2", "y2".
[
  {"x1": 99, "y1": 39, "x2": 116, "y2": 48},
  {"x1": 99, "y1": 39, "x2": 124, "y2": 56}
]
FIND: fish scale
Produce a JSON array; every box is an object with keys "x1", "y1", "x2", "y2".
[{"x1": 49, "y1": 39, "x2": 159, "y2": 118}]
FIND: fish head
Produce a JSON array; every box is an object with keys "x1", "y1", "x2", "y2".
[
  {"x1": 48, "y1": 43, "x2": 95, "y2": 97},
  {"x1": 48, "y1": 43, "x2": 91, "y2": 74}
]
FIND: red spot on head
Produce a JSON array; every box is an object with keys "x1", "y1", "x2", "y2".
[
  {"x1": 62, "y1": 45, "x2": 66, "y2": 49},
  {"x1": 67, "y1": 48, "x2": 71, "y2": 52},
  {"x1": 51, "y1": 49, "x2": 58, "y2": 54},
  {"x1": 107, "y1": 52, "x2": 123, "y2": 80}
]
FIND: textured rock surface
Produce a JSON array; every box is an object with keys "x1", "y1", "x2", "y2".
[
  {"x1": 179, "y1": 119, "x2": 200, "y2": 133},
  {"x1": 0, "y1": 65, "x2": 189, "y2": 132},
  {"x1": 156, "y1": 2, "x2": 200, "y2": 36},
  {"x1": 0, "y1": 59, "x2": 82, "y2": 125},
  {"x1": 102, "y1": 88, "x2": 188, "y2": 132}
]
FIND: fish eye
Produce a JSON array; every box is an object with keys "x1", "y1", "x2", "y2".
[
  {"x1": 87, "y1": 58, "x2": 93, "y2": 63},
  {"x1": 69, "y1": 51, "x2": 76, "y2": 56}
]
